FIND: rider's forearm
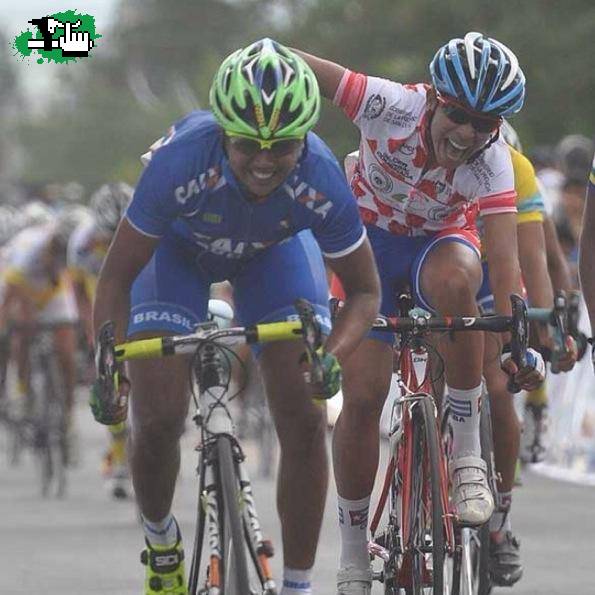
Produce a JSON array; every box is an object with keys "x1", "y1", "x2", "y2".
[
  {"x1": 518, "y1": 223, "x2": 554, "y2": 345},
  {"x1": 483, "y1": 214, "x2": 523, "y2": 318},
  {"x1": 491, "y1": 262, "x2": 523, "y2": 318},
  {"x1": 292, "y1": 49, "x2": 345, "y2": 100},
  {"x1": 92, "y1": 274, "x2": 131, "y2": 345},
  {"x1": 518, "y1": 223, "x2": 554, "y2": 309},
  {"x1": 325, "y1": 291, "x2": 379, "y2": 363},
  {"x1": 73, "y1": 283, "x2": 94, "y2": 346},
  {"x1": 544, "y1": 216, "x2": 574, "y2": 292}
]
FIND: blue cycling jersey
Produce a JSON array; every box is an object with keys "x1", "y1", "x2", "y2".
[{"x1": 126, "y1": 110, "x2": 365, "y2": 277}]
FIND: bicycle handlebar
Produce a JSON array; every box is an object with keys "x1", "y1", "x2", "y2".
[
  {"x1": 332, "y1": 294, "x2": 531, "y2": 393},
  {"x1": 103, "y1": 300, "x2": 325, "y2": 395},
  {"x1": 369, "y1": 294, "x2": 529, "y2": 366}
]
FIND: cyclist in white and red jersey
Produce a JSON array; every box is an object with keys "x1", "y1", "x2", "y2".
[{"x1": 296, "y1": 32, "x2": 545, "y2": 593}]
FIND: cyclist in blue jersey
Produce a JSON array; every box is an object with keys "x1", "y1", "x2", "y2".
[{"x1": 90, "y1": 38, "x2": 380, "y2": 595}]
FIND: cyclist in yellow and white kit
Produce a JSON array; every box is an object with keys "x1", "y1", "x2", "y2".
[
  {"x1": 68, "y1": 183, "x2": 134, "y2": 497},
  {"x1": 0, "y1": 211, "x2": 84, "y2": 450},
  {"x1": 477, "y1": 122, "x2": 577, "y2": 587}
]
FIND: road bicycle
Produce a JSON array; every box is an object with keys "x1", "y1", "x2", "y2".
[
  {"x1": 102, "y1": 299, "x2": 326, "y2": 594},
  {"x1": 0, "y1": 321, "x2": 76, "y2": 497},
  {"x1": 357, "y1": 294, "x2": 530, "y2": 594}
]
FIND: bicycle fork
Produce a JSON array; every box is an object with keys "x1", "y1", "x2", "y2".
[
  {"x1": 196, "y1": 344, "x2": 276, "y2": 592},
  {"x1": 199, "y1": 446, "x2": 276, "y2": 593}
]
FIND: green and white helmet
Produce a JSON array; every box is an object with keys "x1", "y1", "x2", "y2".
[{"x1": 210, "y1": 38, "x2": 320, "y2": 140}]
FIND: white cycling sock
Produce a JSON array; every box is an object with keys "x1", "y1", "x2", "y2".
[
  {"x1": 280, "y1": 567, "x2": 313, "y2": 594},
  {"x1": 338, "y1": 494, "x2": 371, "y2": 570},
  {"x1": 141, "y1": 513, "x2": 179, "y2": 547},
  {"x1": 490, "y1": 490, "x2": 513, "y2": 533},
  {"x1": 448, "y1": 384, "x2": 482, "y2": 458}
]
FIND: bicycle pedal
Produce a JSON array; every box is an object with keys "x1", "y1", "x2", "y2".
[{"x1": 257, "y1": 539, "x2": 274, "y2": 558}]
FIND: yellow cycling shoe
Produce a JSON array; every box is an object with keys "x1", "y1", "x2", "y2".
[{"x1": 140, "y1": 537, "x2": 187, "y2": 595}]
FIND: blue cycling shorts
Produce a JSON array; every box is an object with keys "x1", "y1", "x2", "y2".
[
  {"x1": 128, "y1": 230, "x2": 331, "y2": 353},
  {"x1": 364, "y1": 224, "x2": 481, "y2": 343},
  {"x1": 476, "y1": 260, "x2": 495, "y2": 313}
]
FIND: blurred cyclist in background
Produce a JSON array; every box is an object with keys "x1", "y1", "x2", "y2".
[
  {"x1": 0, "y1": 206, "x2": 86, "y2": 456},
  {"x1": 579, "y1": 152, "x2": 595, "y2": 369},
  {"x1": 68, "y1": 182, "x2": 133, "y2": 498},
  {"x1": 478, "y1": 121, "x2": 576, "y2": 587}
]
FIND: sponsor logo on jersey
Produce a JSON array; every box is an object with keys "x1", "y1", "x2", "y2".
[
  {"x1": 376, "y1": 151, "x2": 412, "y2": 180},
  {"x1": 286, "y1": 182, "x2": 333, "y2": 219},
  {"x1": 468, "y1": 156, "x2": 497, "y2": 194},
  {"x1": 202, "y1": 212, "x2": 223, "y2": 224},
  {"x1": 190, "y1": 232, "x2": 274, "y2": 259},
  {"x1": 132, "y1": 310, "x2": 196, "y2": 331},
  {"x1": 363, "y1": 93, "x2": 386, "y2": 119},
  {"x1": 382, "y1": 105, "x2": 416, "y2": 127},
  {"x1": 398, "y1": 143, "x2": 416, "y2": 156},
  {"x1": 368, "y1": 163, "x2": 394, "y2": 194},
  {"x1": 174, "y1": 167, "x2": 224, "y2": 205}
]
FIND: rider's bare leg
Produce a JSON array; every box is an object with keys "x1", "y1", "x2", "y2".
[
  {"x1": 259, "y1": 340, "x2": 330, "y2": 571},
  {"x1": 333, "y1": 338, "x2": 393, "y2": 575},
  {"x1": 420, "y1": 241, "x2": 493, "y2": 525},
  {"x1": 127, "y1": 332, "x2": 191, "y2": 528}
]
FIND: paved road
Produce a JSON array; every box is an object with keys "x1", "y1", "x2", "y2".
[{"x1": 1, "y1": 398, "x2": 594, "y2": 594}]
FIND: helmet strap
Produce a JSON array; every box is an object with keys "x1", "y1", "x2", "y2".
[{"x1": 466, "y1": 127, "x2": 500, "y2": 164}]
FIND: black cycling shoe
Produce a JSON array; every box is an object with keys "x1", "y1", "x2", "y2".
[{"x1": 489, "y1": 531, "x2": 524, "y2": 587}]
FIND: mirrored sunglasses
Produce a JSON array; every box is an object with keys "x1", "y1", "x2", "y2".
[
  {"x1": 438, "y1": 96, "x2": 501, "y2": 134},
  {"x1": 225, "y1": 133, "x2": 304, "y2": 157}
]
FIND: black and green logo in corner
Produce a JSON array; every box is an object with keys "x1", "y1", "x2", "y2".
[{"x1": 13, "y1": 10, "x2": 101, "y2": 64}]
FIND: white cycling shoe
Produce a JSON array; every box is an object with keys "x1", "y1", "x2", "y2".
[
  {"x1": 450, "y1": 455, "x2": 494, "y2": 526},
  {"x1": 337, "y1": 565, "x2": 373, "y2": 595}
]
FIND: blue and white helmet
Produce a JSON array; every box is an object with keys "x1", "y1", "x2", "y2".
[{"x1": 430, "y1": 32, "x2": 525, "y2": 117}]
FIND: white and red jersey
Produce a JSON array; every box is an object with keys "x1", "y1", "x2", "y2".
[{"x1": 334, "y1": 71, "x2": 517, "y2": 236}]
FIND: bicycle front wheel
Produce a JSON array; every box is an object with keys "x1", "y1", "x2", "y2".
[
  {"x1": 217, "y1": 435, "x2": 251, "y2": 592},
  {"x1": 406, "y1": 395, "x2": 447, "y2": 594}
]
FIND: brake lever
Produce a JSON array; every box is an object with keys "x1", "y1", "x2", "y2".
[
  {"x1": 507, "y1": 294, "x2": 528, "y2": 394},
  {"x1": 550, "y1": 291, "x2": 568, "y2": 374},
  {"x1": 95, "y1": 321, "x2": 117, "y2": 380},
  {"x1": 295, "y1": 299, "x2": 324, "y2": 385}
]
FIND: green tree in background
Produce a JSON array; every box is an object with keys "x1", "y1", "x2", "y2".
[
  {"x1": 13, "y1": 0, "x2": 595, "y2": 191},
  {"x1": 278, "y1": 0, "x2": 595, "y2": 154}
]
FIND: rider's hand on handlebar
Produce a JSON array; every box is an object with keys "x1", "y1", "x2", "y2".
[
  {"x1": 301, "y1": 346, "x2": 342, "y2": 401},
  {"x1": 90, "y1": 372, "x2": 130, "y2": 425},
  {"x1": 540, "y1": 334, "x2": 578, "y2": 374},
  {"x1": 90, "y1": 321, "x2": 131, "y2": 425},
  {"x1": 552, "y1": 335, "x2": 578, "y2": 373},
  {"x1": 501, "y1": 347, "x2": 545, "y2": 392}
]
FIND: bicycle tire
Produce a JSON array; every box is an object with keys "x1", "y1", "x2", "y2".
[
  {"x1": 451, "y1": 393, "x2": 496, "y2": 595},
  {"x1": 477, "y1": 395, "x2": 496, "y2": 595},
  {"x1": 406, "y1": 395, "x2": 445, "y2": 594},
  {"x1": 188, "y1": 449, "x2": 208, "y2": 594},
  {"x1": 38, "y1": 353, "x2": 68, "y2": 498},
  {"x1": 217, "y1": 434, "x2": 251, "y2": 592}
]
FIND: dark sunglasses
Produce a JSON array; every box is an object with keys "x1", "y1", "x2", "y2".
[
  {"x1": 225, "y1": 133, "x2": 304, "y2": 158},
  {"x1": 438, "y1": 96, "x2": 501, "y2": 134}
]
